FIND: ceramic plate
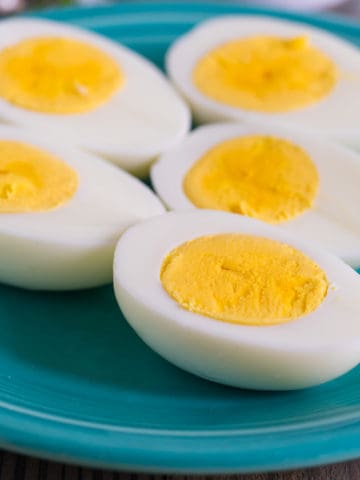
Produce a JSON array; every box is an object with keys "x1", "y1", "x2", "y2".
[{"x1": 0, "y1": 1, "x2": 359, "y2": 473}]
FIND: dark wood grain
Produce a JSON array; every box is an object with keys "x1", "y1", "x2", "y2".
[{"x1": 0, "y1": 451, "x2": 358, "y2": 480}]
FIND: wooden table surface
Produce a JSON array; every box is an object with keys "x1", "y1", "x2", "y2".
[{"x1": 0, "y1": 451, "x2": 358, "y2": 480}]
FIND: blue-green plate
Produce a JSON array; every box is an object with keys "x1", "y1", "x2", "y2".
[{"x1": 1, "y1": 1, "x2": 360, "y2": 474}]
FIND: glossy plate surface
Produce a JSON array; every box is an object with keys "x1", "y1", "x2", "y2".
[{"x1": 1, "y1": 1, "x2": 360, "y2": 473}]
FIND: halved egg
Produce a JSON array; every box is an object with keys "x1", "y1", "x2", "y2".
[
  {"x1": 0, "y1": 18, "x2": 190, "y2": 177},
  {"x1": 114, "y1": 210, "x2": 360, "y2": 390},
  {"x1": 166, "y1": 16, "x2": 360, "y2": 149},
  {"x1": 0, "y1": 126, "x2": 164, "y2": 290},
  {"x1": 151, "y1": 122, "x2": 360, "y2": 268}
]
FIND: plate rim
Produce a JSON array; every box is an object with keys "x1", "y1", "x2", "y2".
[{"x1": 0, "y1": 402, "x2": 360, "y2": 473}]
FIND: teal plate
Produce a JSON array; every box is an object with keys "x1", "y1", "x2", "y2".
[{"x1": 0, "y1": 1, "x2": 359, "y2": 474}]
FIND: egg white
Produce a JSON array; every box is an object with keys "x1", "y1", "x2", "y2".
[
  {"x1": 166, "y1": 16, "x2": 360, "y2": 150},
  {"x1": 151, "y1": 122, "x2": 360, "y2": 268},
  {"x1": 114, "y1": 210, "x2": 360, "y2": 390},
  {"x1": 0, "y1": 18, "x2": 190, "y2": 177},
  {"x1": 0, "y1": 126, "x2": 165, "y2": 290}
]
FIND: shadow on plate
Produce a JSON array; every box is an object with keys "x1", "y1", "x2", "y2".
[{"x1": 0, "y1": 282, "x2": 359, "y2": 430}]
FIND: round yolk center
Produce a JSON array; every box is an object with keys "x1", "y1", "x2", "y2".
[
  {"x1": 0, "y1": 36, "x2": 123, "y2": 114},
  {"x1": 160, "y1": 234, "x2": 329, "y2": 326},
  {"x1": 183, "y1": 135, "x2": 319, "y2": 224},
  {"x1": 0, "y1": 141, "x2": 78, "y2": 213},
  {"x1": 193, "y1": 35, "x2": 337, "y2": 112}
]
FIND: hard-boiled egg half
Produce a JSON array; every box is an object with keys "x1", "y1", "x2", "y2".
[
  {"x1": 0, "y1": 126, "x2": 164, "y2": 290},
  {"x1": 114, "y1": 210, "x2": 360, "y2": 390},
  {"x1": 152, "y1": 122, "x2": 360, "y2": 268},
  {"x1": 167, "y1": 16, "x2": 360, "y2": 149},
  {"x1": 0, "y1": 18, "x2": 190, "y2": 177}
]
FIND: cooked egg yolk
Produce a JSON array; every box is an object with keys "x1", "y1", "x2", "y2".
[
  {"x1": 161, "y1": 234, "x2": 328, "y2": 326},
  {"x1": 0, "y1": 37, "x2": 123, "y2": 114},
  {"x1": 193, "y1": 36, "x2": 337, "y2": 112},
  {"x1": 0, "y1": 141, "x2": 78, "y2": 212},
  {"x1": 183, "y1": 135, "x2": 319, "y2": 224}
]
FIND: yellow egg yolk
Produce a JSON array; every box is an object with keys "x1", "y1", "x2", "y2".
[
  {"x1": 161, "y1": 234, "x2": 329, "y2": 326},
  {"x1": 0, "y1": 141, "x2": 78, "y2": 212},
  {"x1": 0, "y1": 37, "x2": 123, "y2": 114},
  {"x1": 183, "y1": 135, "x2": 319, "y2": 224},
  {"x1": 193, "y1": 35, "x2": 337, "y2": 112}
]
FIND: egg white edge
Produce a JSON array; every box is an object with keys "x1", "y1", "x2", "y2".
[
  {"x1": 0, "y1": 124, "x2": 165, "y2": 247},
  {"x1": 0, "y1": 18, "x2": 191, "y2": 166},
  {"x1": 151, "y1": 122, "x2": 360, "y2": 267},
  {"x1": 113, "y1": 209, "x2": 360, "y2": 357},
  {"x1": 165, "y1": 15, "x2": 360, "y2": 143}
]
